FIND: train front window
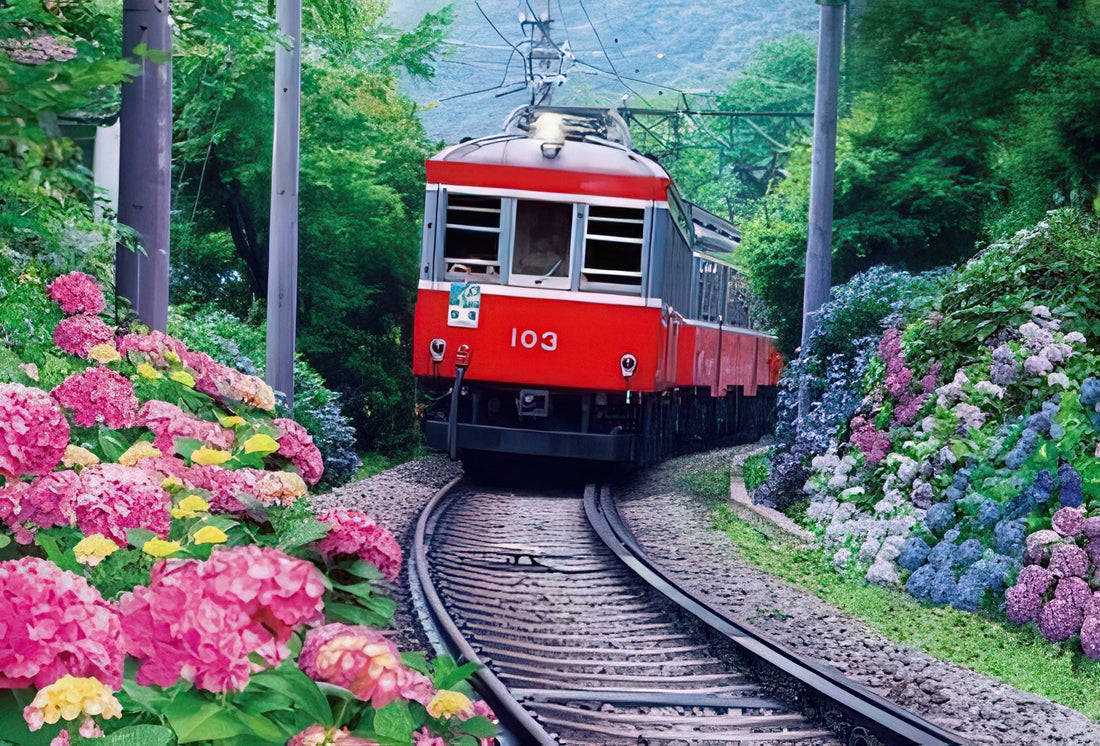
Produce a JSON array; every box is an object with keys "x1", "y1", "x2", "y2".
[
  {"x1": 444, "y1": 194, "x2": 502, "y2": 283},
  {"x1": 510, "y1": 199, "x2": 573, "y2": 289},
  {"x1": 581, "y1": 205, "x2": 645, "y2": 294}
]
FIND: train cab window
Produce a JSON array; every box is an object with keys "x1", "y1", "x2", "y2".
[
  {"x1": 444, "y1": 194, "x2": 502, "y2": 283},
  {"x1": 510, "y1": 200, "x2": 573, "y2": 289},
  {"x1": 580, "y1": 205, "x2": 645, "y2": 294}
]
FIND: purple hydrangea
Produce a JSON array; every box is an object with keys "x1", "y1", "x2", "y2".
[
  {"x1": 924, "y1": 502, "x2": 954, "y2": 537},
  {"x1": 990, "y1": 345, "x2": 1019, "y2": 386},
  {"x1": 1004, "y1": 584, "x2": 1042, "y2": 624},
  {"x1": 1048, "y1": 544, "x2": 1090, "y2": 578},
  {"x1": 994, "y1": 518, "x2": 1026, "y2": 558},
  {"x1": 1081, "y1": 617, "x2": 1100, "y2": 660},
  {"x1": 1086, "y1": 537, "x2": 1100, "y2": 567},
  {"x1": 898, "y1": 537, "x2": 932, "y2": 572},
  {"x1": 911, "y1": 480, "x2": 934, "y2": 509},
  {"x1": 1051, "y1": 506, "x2": 1086, "y2": 537},
  {"x1": 1054, "y1": 576, "x2": 1093, "y2": 611},
  {"x1": 1085, "y1": 517, "x2": 1100, "y2": 538},
  {"x1": 1037, "y1": 598, "x2": 1084, "y2": 642},
  {"x1": 1016, "y1": 564, "x2": 1054, "y2": 596},
  {"x1": 1058, "y1": 464, "x2": 1084, "y2": 509},
  {"x1": 1024, "y1": 529, "x2": 1061, "y2": 565}
]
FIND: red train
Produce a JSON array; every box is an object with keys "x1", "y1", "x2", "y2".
[{"x1": 413, "y1": 107, "x2": 781, "y2": 464}]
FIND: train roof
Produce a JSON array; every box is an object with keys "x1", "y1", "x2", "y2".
[{"x1": 428, "y1": 106, "x2": 671, "y2": 200}]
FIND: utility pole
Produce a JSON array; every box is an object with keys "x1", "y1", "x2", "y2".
[
  {"x1": 798, "y1": 0, "x2": 846, "y2": 419},
  {"x1": 521, "y1": 3, "x2": 566, "y2": 106},
  {"x1": 265, "y1": 0, "x2": 302, "y2": 408},
  {"x1": 116, "y1": 0, "x2": 172, "y2": 331}
]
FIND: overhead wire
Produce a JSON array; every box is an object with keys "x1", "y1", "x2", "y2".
[{"x1": 574, "y1": 0, "x2": 651, "y2": 106}]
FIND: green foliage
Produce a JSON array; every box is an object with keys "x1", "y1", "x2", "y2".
[{"x1": 740, "y1": 451, "x2": 771, "y2": 493}]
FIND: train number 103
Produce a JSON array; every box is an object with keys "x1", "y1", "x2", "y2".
[{"x1": 510, "y1": 328, "x2": 558, "y2": 351}]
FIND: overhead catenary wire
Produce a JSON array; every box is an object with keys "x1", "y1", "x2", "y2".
[{"x1": 574, "y1": 0, "x2": 651, "y2": 106}]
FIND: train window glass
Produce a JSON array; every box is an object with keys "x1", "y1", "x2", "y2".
[
  {"x1": 581, "y1": 205, "x2": 644, "y2": 293},
  {"x1": 444, "y1": 194, "x2": 502, "y2": 283},
  {"x1": 510, "y1": 200, "x2": 573, "y2": 289}
]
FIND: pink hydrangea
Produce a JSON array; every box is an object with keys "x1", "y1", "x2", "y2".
[
  {"x1": 413, "y1": 730, "x2": 445, "y2": 746},
  {"x1": 299, "y1": 623, "x2": 431, "y2": 709},
  {"x1": 47, "y1": 272, "x2": 105, "y2": 316},
  {"x1": 314, "y1": 508, "x2": 402, "y2": 582},
  {"x1": 1081, "y1": 617, "x2": 1100, "y2": 660},
  {"x1": 1015, "y1": 564, "x2": 1054, "y2": 596},
  {"x1": 288, "y1": 725, "x2": 379, "y2": 746},
  {"x1": 0, "y1": 557, "x2": 123, "y2": 689},
  {"x1": 52, "y1": 367, "x2": 139, "y2": 429},
  {"x1": 0, "y1": 470, "x2": 80, "y2": 544},
  {"x1": 68, "y1": 464, "x2": 171, "y2": 544},
  {"x1": 1038, "y1": 597, "x2": 1084, "y2": 642},
  {"x1": 116, "y1": 331, "x2": 188, "y2": 368},
  {"x1": 138, "y1": 400, "x2": 234, "y2": 454},
  {"x1": 137, "y1": 458, "x2": 263, "y2": 515},
  {"x1": 53, "y1": 315, "x2": 113, "y2": 358},
  {"x1": 0, "y1": 383, "x2": 70, "y2": 479},
  {"x1": 1048, "y1": 544, "x2": 1090, "y2": 579},
  {"x1": 118, "y1": 546, "x2": 325, "y2": 692},
  {"x1": 849, "y1": 415, "x2": 891, "y2": 464},
  {"x1": 180, "y1": 349, "x2": 228, "y2": 399},
  {"x1": 181, "y1": 353, "x2": 276, "y2": 413},
  {"x1": 274, "y1": 418, "x2": 324, "y2": 485},
  {"x1": 1004, "y1": 584, "x2": 1042, "y2": 625},
  {"x1": 1052, "y1": 506, "x2": 1086, "y2": 537},
  {"x1": 1054, "y1": 576, "x2": 1093, "y2": 611}
]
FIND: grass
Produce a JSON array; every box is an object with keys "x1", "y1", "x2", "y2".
[
  {"x1": 680, "y1": 456, "x2": 1100, "y2": 719},
  {"x1": 740, "y1": 450, "x2": 771, "y2": 492}
]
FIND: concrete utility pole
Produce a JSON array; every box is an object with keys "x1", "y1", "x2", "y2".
[
  {"x1": 116, "y1": 0, "x2": 172, "y2": 331},
  {"x1": 265, "y1": 0, "x2": 302, "y2": 408},
  {"x1": 799, "y1": 0, "x2": 846, "y2": 419}
]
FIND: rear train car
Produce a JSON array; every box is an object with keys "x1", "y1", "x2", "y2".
[{"x1": 412, "y1": 107, "x2": 780, "y2": 464}]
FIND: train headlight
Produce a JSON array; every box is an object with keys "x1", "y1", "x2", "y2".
[
  {"x1": 429, "y1": 338, "x2": 446, "y2": 363},
  {"x1": 620, "y1": 353, "x2": 637, "y2": 378}
]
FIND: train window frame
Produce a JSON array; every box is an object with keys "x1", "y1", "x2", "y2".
[
  {"x1": 666, "y1": 187, "x2": 694, "y2": 248},
  {"x1": 441, "y1": 191, "x2": 505, "y2": 284},
  {"x1": 508, "y1": 198, "x2": 576, "y2": 290},
  {"x1": 579, "y1": 203, "x2": 648, "y2": 295}
]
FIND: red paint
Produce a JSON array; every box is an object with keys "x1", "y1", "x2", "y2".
[
  {"x1": 426, "y1": 161, "x2": 671, "y2": 202},
  {"x1": 413, "y1": 289, "x2": 782, "y2": 397}
]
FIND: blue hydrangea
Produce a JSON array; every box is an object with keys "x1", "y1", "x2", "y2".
[
  {"x1": 930, "y1": 565, "x2": 957, "y2": 605},
  {"x1": 898, "y1": 537, "x2": 932, "y2": 572},
  {"x1": 1059, "y1": 463, "x2": 1084, "y2": 508},
  {"x1": 1082, "y1": 377, "x2": 1100, "y2": 408},
  {"x1": 1028, "y1": 412, "x2": 1052, "y2": 435},
  {"x1": 976, "y1": 499, "x2": 1003, "y2": 530},
  {"x1": 928, "y1": 538, "x2": 955, "y2": 567},
  {"x1": 906, "y1": 564, "x2": 937, "y2": 601},
  {"x1": 945, "y1": 486, "x2": 965, "y2": 503},
  {"x1": 1005, "y1": 427, "x2": 1040, "y2": 470},
  {"x1": 994, "y1": 518, "x2": 1026, "y2": 558},
  {"x1": 1005, "y1": 470, "x2": 1055, "y2": 520},
  {"x1": 953, "y1": 539, "x2": 984, "y2": 568},
  {"x1": 951, "y1": 469, "x2": 972, "y2": 491},
  {"x1": 924, "y1": 502, "x2": 955, "y2": 536},
  {"x1": 949, "y1": 575, "x2": 985, "y2": 612}
]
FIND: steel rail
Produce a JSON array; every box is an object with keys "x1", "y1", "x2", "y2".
[
  {"x1": 584, "y1": 484, "x2": 967, "y2": 746},
  {"x1": 410, "y1": 476, "x2": 558, "y2": 745}
]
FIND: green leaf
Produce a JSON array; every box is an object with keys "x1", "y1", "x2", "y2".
[
  {"x1": 373, "y1": 700, "x2": 415, "y2": 743},
  {"x1": 400, "y1": 652, "x2": 430, "y2": 675},
  {"x1": 163, "y1": 692, "x2": 250, "y2": 743},
  {"x1": 247, "y1": 664, "x2": 333, "y2": 727},
  {"x1": 345, "y1": 560, "x2": 384, "y2": 580},
  {"x1": 97, "y1": 427, "x2": 132, "y2": 462},
  {"x1": 323, "y1": 601, "x2": 390, "y2": 628},
  {"x1": 34, "y1": 532, "x2": 79, "y2": 572},
  {"x1": 437, "y1": 661, "x2": 481, "y2": 690},
  {"x1": 0, "y1": 534, "x2": 9, "y2": 549},
  {"x1": 456, "y1": 716, "x2": 498, "y2": 738},
  {"x1": 91, "y1": 725, "x2": 177, "y2": 746},
  {"x1": 125, "y1": 527, "x2": 158, "y2": 550},
  {"x1": 173, "y1": 438, "x2": 204, "y2": 462}
]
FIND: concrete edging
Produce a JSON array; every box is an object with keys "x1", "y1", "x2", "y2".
[{"x1": 729, "y1": 448, "x2": 816, "y2": 547}]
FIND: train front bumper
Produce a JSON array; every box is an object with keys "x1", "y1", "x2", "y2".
[{"x1": 424, "y1": 420, "x2": 638, "y2": 461}]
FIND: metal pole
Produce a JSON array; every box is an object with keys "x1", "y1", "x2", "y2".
[
  {"x1": 117, "y1": 0, "x2": 172, "y2": 331},
  {"x1": 798, "y1": 0, "x2": 845, "y2": 419},
  {"x1": 265, "y1": 0, "x2": 302, "y2": 408}
]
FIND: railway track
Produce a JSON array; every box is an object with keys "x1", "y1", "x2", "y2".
[{"x1": 411, "y1": 478, "x2": 964, "y2": 746}]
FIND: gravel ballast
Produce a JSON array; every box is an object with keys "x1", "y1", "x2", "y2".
[{"x1": 613, "y1": 447, "x2": 1100, "y2": 746}]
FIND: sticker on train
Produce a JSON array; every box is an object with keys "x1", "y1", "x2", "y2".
[{"x1": 448, "y1": 283, "x2": 480, "y2": 328}]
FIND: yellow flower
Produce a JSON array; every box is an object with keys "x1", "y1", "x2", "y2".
[
  {"x1": 169, "y1": 369, "x2": 196, "y2": 388},
  {"x1": 87, "y1": 343, "x2": 121, "y2": 364},
  {"x1": 161, "y1": 476, "x2": 184, "y2": 490},
  {"x1": 136, "y1": 362, "x2": 161, "y2": 379},
  {"x1": 141, "y1": 538, "x2": 181, "y2": 557},
  {"x1": 191, "y1": 447, "x2": 231, "y2": 465},
  {"x1": 73, "y1": 534, "x2": 120, "y2": 567},
  {"x1": 117, "y1": 441, "x2": 161, "y2": 467},
  {"x1": 164, "y1": 350, "x2": 182, "y2": 365},
  {"x1": 217, "y1": 414, "x2": 246, "y2": 428},
  {"x1": 192, "y1": 525, "x2": 228, "y2": 545},
  {"x1": 243, "y1": 433, "x2": 279, "y2": 455},
  {"x1": 171, "y1": 494, "x2": 210, "y2": 519},
  {"x1": 62, "y1": 445, "x2": 100, "y2": 468},
  {"x1": 426, "y1": 690, "x2": 475, "y2": 719},
  {"x1": 22, "y1": 675, "x2": 122, "y2": 731}
]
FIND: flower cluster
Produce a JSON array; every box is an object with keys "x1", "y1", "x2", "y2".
[
  {"x1": 0, "y1": 558, "x2": 124, "y2": 689},
  {"x1": 52, "y1": 367, "x2": 139, "y2": 429},
  {"x1": 315, "y1": 508, "x2": 403, "y2": 582},
  {"x1": 23, "y1": 674, "x2": 122, "y2": 734},
  {"x1": 118, "y1": 545, "x2": 326, "y2": 691},
  {"x1": 47, "y1": 272, "x2": 105, "y2": 316},
  {"x1": 138, "y1": 400, "x2": 235, "y2": 455},
  {"x1": 0, "y1": 383, "x2": 70, "y2": 478},
  {"x1": 52, "y1": 315, "x2": 113, "y2": 359},
  {"x1": 275, "y1": 418, "x2": 325, "y2": 485},
  {"x1": 298, "y1": 623, "x2": 433, "y2": 709}
]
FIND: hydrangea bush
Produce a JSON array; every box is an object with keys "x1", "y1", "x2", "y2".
[
  {"x1": 0, "y1": 273, "x2": 497, "y2": 745},
  {"x1": 769, "y1": 210, "x2": 1100, "y2": 657}
]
